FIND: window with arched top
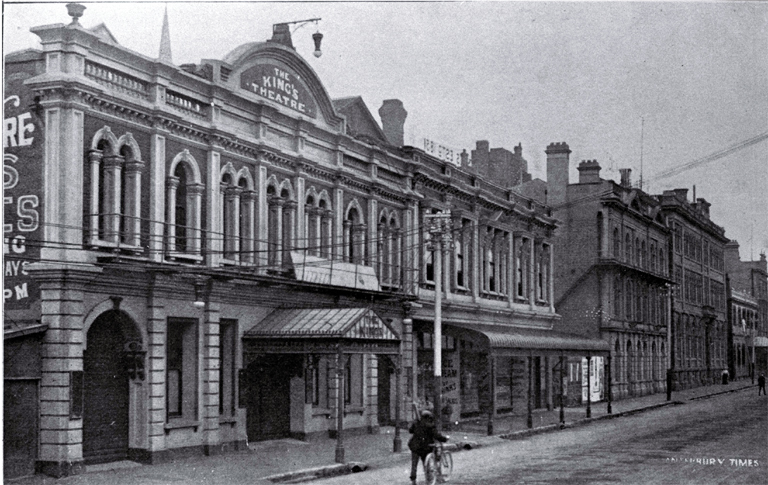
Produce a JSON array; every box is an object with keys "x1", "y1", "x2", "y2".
[
  {"x1": 318, "y1": 199, "x2": 331, "y2": 259},
  {"x1": 614, "y1": 276, "x2": 623, "y2": 318},
  {"x1": 166, "y1": 151, "x2": 203, "y2": 260},
  {"x1": 613, "y1": 227, "x2": 621, "y2": 259},
  {"x1": 88, "y1": 129, "x2": 144, "y2": 250},
  {"x1": 345, "y1": 207, "x2": 364, "y2": 264}
]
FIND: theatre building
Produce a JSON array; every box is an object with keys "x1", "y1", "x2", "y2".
[
  {"x1": 4, "y1": 4, "x2": 609, "y2": 478},
  {"x1": 4, "y1": 5, "x2": 420, "y2": 477}
]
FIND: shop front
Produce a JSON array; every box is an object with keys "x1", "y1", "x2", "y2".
[{"x1": 415, "y1": 321, "x2": 610, "y2": 430}]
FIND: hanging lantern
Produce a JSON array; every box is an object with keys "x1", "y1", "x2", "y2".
[{"x1": 313, "y1": 31, "x2": 324, "y2": 58}]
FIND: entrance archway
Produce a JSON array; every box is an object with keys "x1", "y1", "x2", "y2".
[{"x1": 83, "y1": 310, "x2": 140, "y2": 464}]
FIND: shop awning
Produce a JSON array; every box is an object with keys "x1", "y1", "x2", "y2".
[
  {"x1": 243, "y1": 307, "x2": 401, "y2": 355},
  {"x1": 447, "y1": 323, "x2": 610, "y2": 356}
]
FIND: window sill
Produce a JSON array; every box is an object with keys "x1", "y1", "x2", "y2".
[
  {"x1": 164, "y1": 418, "x2": 201, "y2": 433},
  {"x1": 166, "y1": 252, "x2": 204, "y2": 263},
  {"x1": 312, "y1": 407, "x2": 332, "y2": 417},
  {"x1": 344, "y1": 406, "x2": 365, "y2": 416},
  {"x1": 219, "y1": 416, "x2": 238, "y2": 426}
]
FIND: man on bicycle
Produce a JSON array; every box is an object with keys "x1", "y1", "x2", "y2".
[{"x1": 408, "y1": 410, "x2": 448, "y2": 484}]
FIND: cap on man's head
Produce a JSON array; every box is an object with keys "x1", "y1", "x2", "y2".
[{"x1": 421, "y1": 410, "x2": 433, "y2": 418}]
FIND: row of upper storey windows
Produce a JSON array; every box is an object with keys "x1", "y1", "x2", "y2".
[
  {"x1": 85, "y1": 126, "x2": 406, "y2": 289},
  {"x1": 606, "y1": 224, "x2": 668, "y2": 276},
  {"x1": 84, "y1": 126, "x2": 552, "y2": 303},
  {"x1": 672, "y1": 222, "x2": 724, "y2": 271},
  {"x1": 422, "y1": 216, "x2": 552, "y2": 305}
]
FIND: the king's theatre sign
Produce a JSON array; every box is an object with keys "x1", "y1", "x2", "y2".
[{"x1": 240, "y1": 63, "x2": 317, "y2": 118}]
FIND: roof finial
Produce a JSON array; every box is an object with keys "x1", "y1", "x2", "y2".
[{"x1": 159, "y1": 5, "x2": 173, "y2": 64}]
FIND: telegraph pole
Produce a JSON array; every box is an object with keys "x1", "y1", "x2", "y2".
[{"x1": 425, "y1": 211, "x2": 452, "y2": 431}]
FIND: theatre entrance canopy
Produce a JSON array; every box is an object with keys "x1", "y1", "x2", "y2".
[
  {"x1": 243, "y1": 307, "x2": 401, "y2": 358},
  {"x1": 445, "y1": 323, "x2": 611, "y2": 357}
]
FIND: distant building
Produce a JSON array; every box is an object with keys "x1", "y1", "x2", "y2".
[
  {"x1": 655, "y1": 189, "x2": 729, "y2": 390},
  {"x1": 547, "y1": 146, "x2": 673, "y2": 401},
  {"x1": 725, "y1": 240, "x2": 768, "y2": 376},
  {"x1": 464, "y1": 140, "x2": 532, "y2": 188},
  {"x1": 726, "y1": 288, "x2": 759, "y2": 380}
]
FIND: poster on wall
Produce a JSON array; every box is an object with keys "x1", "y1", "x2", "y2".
[
  {"x1": 4, "y1": 65, "x2": 43, "y2": 320},
  {"x1": 441, "y1": 353, "x2": 460, "y2": 423},
  {"x1": 581, "y1": 356, "x2": 604, "y2": 402}
]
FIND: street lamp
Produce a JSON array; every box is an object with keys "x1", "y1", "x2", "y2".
[
  {"x1": 425, "y1": 211, "x2": 452, "y2": 431},
  {"x1": 272, "y1": 18, "x2": 323, "y2": 57}
]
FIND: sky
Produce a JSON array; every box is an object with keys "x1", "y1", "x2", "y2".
[{"x1": 4, "y1": 1, "x2": 767, "y2": 260}]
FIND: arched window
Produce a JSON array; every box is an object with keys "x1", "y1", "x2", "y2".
[
  {"x1": 389, "y1": 215, "x2": 401, "y2": 288},
  {"x1": 613, "y1": 227, "x2": 621, "y2": 259},
  {"x1": 635, "y1": 237, "x2": 641, "y2": 266},
  {"x1": 345, "y1": 206, "x2": 364, "y2": 264},
  {"x1": 641, "y1": 240, "x2": 647, "y2": 268},
  {"x1": 455, "y1": 239, "x2": 465, "y2": 288},
  {"x1": 280, "y1": 188, "x2": 293, "y2": 266},
  {"x1": 174, "y1": 164, "x2": 188, "y2": 252},
  {"x1": 318, "y1": 199, "x2": 331, "y2": 259},
  {"x1": 626, "y1": 280, "x2": 634, "y2": 321},
  {"x1": 597, "y1": 212, "x2": 603, "y2": 257},
  {"x1": 306, "y1": 194, "x2": 318, "y2": 256},
  {"x1": 220, "y1": 172, "x2": 235, "y2": 260},
  {"x1": 625, "y1": 233, "x2": 631, "y2": 263},
  {"x1": 238, "y1": 177, "x2": 254, "y2": 263},
  {"x1": 614, "y1": 276, "x2": 623, "y2": 318},
  {"x1": 266, "y1": 185, "x2": 279, "y2": 265}
]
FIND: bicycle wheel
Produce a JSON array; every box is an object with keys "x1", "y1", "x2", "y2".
[
  {"x1": 439, "y1": 451, "x2": 453, "y2": 482},
  {"x1": 424, "y1": 452, "x2": 438, "y2": 485}
]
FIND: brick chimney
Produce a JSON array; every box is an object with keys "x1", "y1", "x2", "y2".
[
  {"x1": 619, "y1": 168, "x2": 632, "y2": 188},
  {"x1": 577, "y1": 160, "x2": 601, "y2": 184},
  {"x1": 378, "y1": 99, "x2": 407, "y2": 147},
  {"x1": 545, "y1": 142, "x2": 571, "y2": 208}
]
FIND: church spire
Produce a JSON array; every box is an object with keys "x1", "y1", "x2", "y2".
[{"x1": 158, "y1": 5, "x2": 173, "y2": 63}]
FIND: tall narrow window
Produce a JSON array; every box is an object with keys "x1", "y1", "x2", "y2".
[
  {"x1": 219, "y1": 319, "x2": 236, "y2": 417},
  {"x1": 487, "y1": 247, "x2": 495, "y2": 292},
  {"x1": 167, "y1": 318, "x2": 198, "y2": 421},
  {"x1": 174, "y1": 164, "x2": 188, "y2": 253},
  {"x1": 614, "y1": 276, "x2": 623, "y2": 318},
  {"x1": 613, "y1": 227, "x2": 621, "y2": 259}
]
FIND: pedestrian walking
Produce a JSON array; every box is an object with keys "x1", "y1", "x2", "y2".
[
  {"x1": 408, "y1": 410, "x2": 448, "y2": 485},
  {"x1": 758, "y1": 373, "x2": 766, "y2": 396}
]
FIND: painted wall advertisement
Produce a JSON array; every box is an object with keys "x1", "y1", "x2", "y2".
[
  {"x1": 4, "y1": 68, "x2": 43, "y2": 319},
  {"x1": 240, "y1": 63, "x2": 317, "y2": 118},
  {"x1": 441, "y1": 353, "x2": 460, "y2": 423},
  {"x1": 581, "y1": 356, "x2": 604, "y2": 402}
]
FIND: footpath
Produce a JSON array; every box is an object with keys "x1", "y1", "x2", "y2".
[{"x1": 7, "y1": 379, "x2": 757, "y2": 485}]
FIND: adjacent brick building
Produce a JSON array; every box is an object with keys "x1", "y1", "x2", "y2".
[{"x1": 545, "y1": 147, "x2": 673, "y2": 401}]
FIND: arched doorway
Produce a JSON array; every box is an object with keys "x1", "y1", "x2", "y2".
[
  {"x1": 83, "y1": 310, "x2": 140, "y2": 464},
  {"x1": 244, "y1": 354, "x2": 302, "y2": 442}
]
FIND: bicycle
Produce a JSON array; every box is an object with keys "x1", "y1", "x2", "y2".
[{"x1": 424, "y1": 441, "x2": 453, "y2": 484}]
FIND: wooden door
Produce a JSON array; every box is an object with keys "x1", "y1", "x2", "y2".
[
  {"x1": 83, "y1": 315, "x2": 129, "y2": 464},
  {"x1": 377, "y1": 356, "x2": 392, "y2": 426},
  {"x1": 3, "y1": 380, "x2": 38, "y2": 478},
  {"x1": 246, "y1": 355, "x2": 297, "y2": 441}
]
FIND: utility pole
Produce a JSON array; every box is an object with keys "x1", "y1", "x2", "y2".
[{"x1": 425, "y1": 211, "x2": 452, "y2": 431}]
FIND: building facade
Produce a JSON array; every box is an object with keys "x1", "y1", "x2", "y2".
[
  {"x1": 725, "y1": 240, "x2": 768, "y2": 377},
  {"x1": 656, "y1": 189, "x2": 729, "y2": 391},
  {"x1": 402, "y1": 142, "x2": 608, "y2": 428},
  {"x1": 3, "y1": 5, "x2": 609, "y2": 478},
  {"x1": 727, "y1": 288, "x2": 759, "y2": 380},
  {"x1": 546, "y1": 149, "x2": 673, "y2": 401},
  {"x1": 5, "y1": 6, "x2": 420, "y2": 477}
]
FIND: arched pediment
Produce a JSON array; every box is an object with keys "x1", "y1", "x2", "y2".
[{"x1": 224, "y1": 42, "x2": 344, "y2": 129}]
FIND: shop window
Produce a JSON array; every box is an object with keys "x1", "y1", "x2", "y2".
[
  {"x1": 219, "y1": 319, "x2": 237, "y2": 417},
  {"x1": 167, "y1": 318, "x2": 198, "y2": 421}
]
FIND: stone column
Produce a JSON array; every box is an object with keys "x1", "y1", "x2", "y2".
[
  {"x1": 165, "y1": 176, "x2": 179, "y2": 253},
  {"x1": 202, "y1": 281, "x2": 221, "y2": 455},
  {"x1": 188, "y1": 183, "x2": 205, "y2": 255},
  {"x1": 124, "y1": 160, "x2": 145, "y2": 248}
]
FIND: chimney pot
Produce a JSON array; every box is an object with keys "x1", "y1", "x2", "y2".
[{"x1": 378, "y1": 99, "x2": 407, "y2": 147}]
